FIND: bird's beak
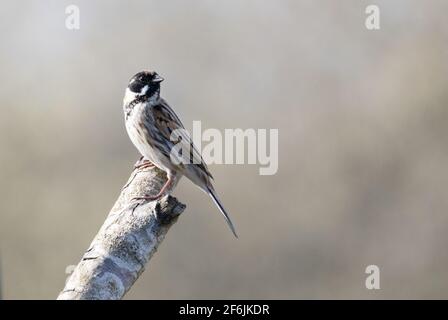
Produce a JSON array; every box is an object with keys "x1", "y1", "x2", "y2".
[{"x1": 152, "y1": 74, "x2": 164, "y2": 83}]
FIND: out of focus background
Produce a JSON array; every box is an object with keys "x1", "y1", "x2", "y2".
[{"x1": 1, "y1": 0, "x2": 448, "y2": 299}]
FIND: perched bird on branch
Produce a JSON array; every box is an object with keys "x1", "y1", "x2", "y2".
[{"x1": 122, "y1": 70, "x2": 237, "y2": 238}]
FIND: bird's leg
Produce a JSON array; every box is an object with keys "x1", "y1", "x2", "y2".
[
  {"x1": 134, "y1": 161, "x2": 155, "y2": 170},
  {"x1": 132, "y1": 175, "x2": 174, "y2": 202},
  {"x1": 134, "y1": 157, "x2": 155, "y2": 170}
]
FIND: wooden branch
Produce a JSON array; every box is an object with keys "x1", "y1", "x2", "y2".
[{"x1": 57, "y1": 160, "x2": 186, "y2": 300}]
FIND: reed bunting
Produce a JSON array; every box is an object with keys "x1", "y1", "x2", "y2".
[{"x1": 123, "y1": 70, "x2": 237, "y2": 238}]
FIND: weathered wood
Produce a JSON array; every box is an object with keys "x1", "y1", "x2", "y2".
[{"x1": 57, "y1": 161, "x2": 185, "y2": 300}]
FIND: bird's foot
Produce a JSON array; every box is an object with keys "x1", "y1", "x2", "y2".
[
  {"x1": 134, "y1": 159, "x2": 155, "y2": 170},
  {"x1": 131, "y1": 176, "x2": 174, "y2": 203},
  {"x1": 132, "y1": 194, "x2": 163, "y2": 202}
]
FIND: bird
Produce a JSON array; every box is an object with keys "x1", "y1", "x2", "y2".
[{"x1": 122, "y1": 70, "x2": 238, "y2": 238}]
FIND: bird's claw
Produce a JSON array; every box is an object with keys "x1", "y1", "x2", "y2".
[
  {"x1": 134, "y1": 159, "x2": 155, "y2": 170},
  {"x1": 132, "y1": 194, "x2": 163, "y2": 202}
]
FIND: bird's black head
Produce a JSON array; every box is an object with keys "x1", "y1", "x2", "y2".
[{"x1": 128, "y1": 70, "x2": 164, "y2": 98}]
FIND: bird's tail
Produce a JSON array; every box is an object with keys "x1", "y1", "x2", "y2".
[{"x1": 208, "y1": 187, "x2": 238, "y2": 238}]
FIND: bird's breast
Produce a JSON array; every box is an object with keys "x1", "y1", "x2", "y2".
[{"x1": 124, "y1": 103, "x2": 173, "y2": 172}]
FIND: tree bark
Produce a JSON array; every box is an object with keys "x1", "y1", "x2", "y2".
[{"x1": 57, "y1": 160, "x2": 186, "y2": 300}]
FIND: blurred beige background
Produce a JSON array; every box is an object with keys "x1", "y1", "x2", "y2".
[{"x1": 1, "y1": 0, "x2": 448, "y2": 299}]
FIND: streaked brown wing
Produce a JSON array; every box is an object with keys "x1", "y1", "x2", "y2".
[{"x1": 149, "y1": 99, "x2": 213, "y2": 179}]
